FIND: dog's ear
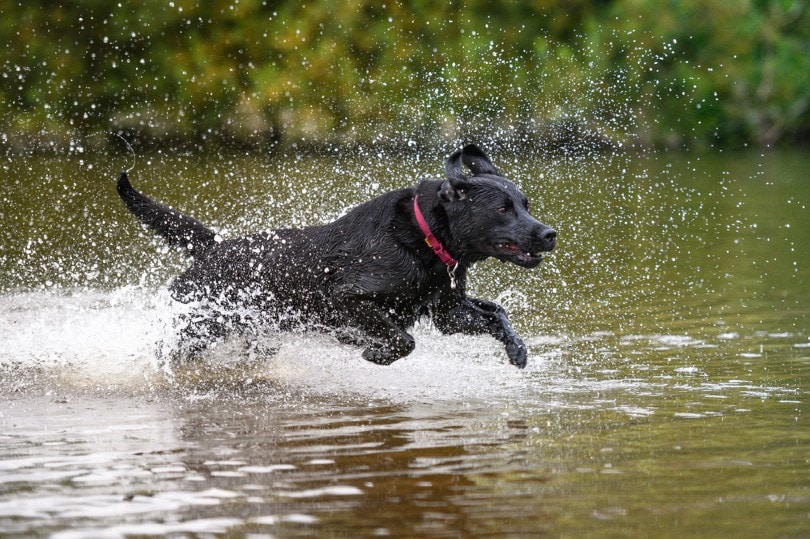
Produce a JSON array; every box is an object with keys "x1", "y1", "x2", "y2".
[
  {"x1": 442, "y1": 147, "x2": 471, "y2": 202},
  {"x1": 461, "y1": 144, "x2": 500, "y2": 176},
  {"x1": 439, "y1": 177, "x2": 470, "y2": 203},
  {"x1": 444, "y1": 148, "x2": 466, "y2": 183}
]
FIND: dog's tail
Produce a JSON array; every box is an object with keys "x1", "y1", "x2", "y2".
[{"x1": 117, "y1": 172, "x2": 217, "y2": 257}]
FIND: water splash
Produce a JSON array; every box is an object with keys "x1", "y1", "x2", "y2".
[{"x1": 0, "y1": 286, "x2": 557, "y2": 402}]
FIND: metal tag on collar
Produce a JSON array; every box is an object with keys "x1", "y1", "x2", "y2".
[{"x1": 447, "y1": 262, "x2": 459, "y2": 290}]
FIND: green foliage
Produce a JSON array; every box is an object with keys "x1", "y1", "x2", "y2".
[{"x1": 0, "y1": 0, "x2": 807, "y2": 150}]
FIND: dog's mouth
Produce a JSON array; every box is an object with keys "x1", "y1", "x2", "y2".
[{"x1": 494, "y1": 241, "x2": 546, "y2": 268}]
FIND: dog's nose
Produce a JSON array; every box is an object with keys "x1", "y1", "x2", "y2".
[{"x1": 538, "y1": 227, "x2": 556, "y2": 250}]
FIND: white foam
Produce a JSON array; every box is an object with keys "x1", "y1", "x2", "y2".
[
  {"x1": 0, "y1": 288, "x2": 176, "y2": 391},
  {"x1": 0, "y1": 287, "x2": 562, "y2": 404}
]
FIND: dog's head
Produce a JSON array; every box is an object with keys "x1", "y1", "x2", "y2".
[{"x1": 440, "y1": 144, "x2": 556, "y2": 268}]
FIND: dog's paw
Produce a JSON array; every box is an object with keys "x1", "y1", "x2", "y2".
[
  {"x1": 362, "y1": 345, "x2": 400, "y2": 366},
  {"x1": 362, "y1": 335, "x2": 414, "y2": 366},
  {"x1": 505, "y1": 339, "x2": 527, "y2": 369}
]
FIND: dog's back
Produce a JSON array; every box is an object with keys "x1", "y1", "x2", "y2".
[{"x1": 168, "y1": 186, "x2": 444, "y2": 324}]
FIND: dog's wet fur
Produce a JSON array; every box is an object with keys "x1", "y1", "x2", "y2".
[{"x1": 117, "y1": 144, "x2": 556, "y2": 368}]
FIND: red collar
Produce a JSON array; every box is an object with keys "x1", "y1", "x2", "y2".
[{"x1": 413, "y1": 194, "x2": 460, "y2": 289}]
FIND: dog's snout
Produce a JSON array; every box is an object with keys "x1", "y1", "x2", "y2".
[{"x1": 534, "y1": 226, "x2": 557, "y2": 251}]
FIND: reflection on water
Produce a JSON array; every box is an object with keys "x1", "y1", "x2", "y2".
[{"x1": 0, "y1": 150, "x2": 808, "y2": 537}]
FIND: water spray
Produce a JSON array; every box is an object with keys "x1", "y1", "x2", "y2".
[{"x1": 112, "y1": 131, "x2": 137, "y2": 174}]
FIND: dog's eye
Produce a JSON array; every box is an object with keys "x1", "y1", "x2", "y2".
[{"x1": 497, "y1": 206, "x2": 510, "y2": 214}]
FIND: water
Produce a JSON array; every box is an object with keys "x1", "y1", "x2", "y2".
[{"x1": 1, "y1": 148, "x2": 808, "y2": 537}]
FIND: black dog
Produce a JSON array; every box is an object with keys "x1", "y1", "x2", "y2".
[{"x1": 117, "y1": 144, "x2": 556, "y2": 368}]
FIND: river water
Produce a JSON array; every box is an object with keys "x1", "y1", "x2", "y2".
[{"x1": 0, "y1": 148, "x2": 807, "y2": 537}]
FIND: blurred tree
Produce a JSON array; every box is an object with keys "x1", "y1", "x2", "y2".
[{"x1": 0, "y1": 0, "x2": 806, "y2": 151}]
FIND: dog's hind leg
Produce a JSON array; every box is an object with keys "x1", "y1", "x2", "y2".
[
  {"x1": 339, "y1": 299, "x2": 416, "y2": 365},
  {"x1": 168, "y1": 309, "x2": 232, "y2": 361}
]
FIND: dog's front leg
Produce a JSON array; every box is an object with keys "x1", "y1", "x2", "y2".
[
  {"x1": 467, "y1": 298, "x2": 528, "y2": 368},
  {"x1": 340, "y1": 298, "x2": 416, "y2": 365},
  {"x1": 433, "y1": 298, "x2": 527, "y2": 368}
]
